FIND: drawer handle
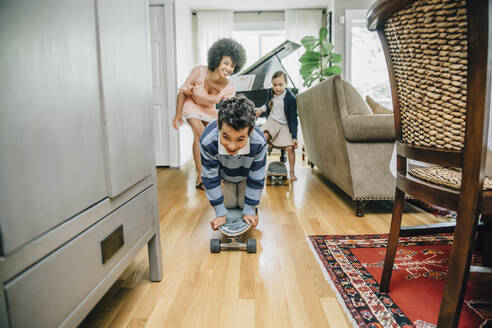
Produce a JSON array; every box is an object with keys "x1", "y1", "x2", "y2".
[{"x1": 100, "y1": 225, "x2": 124, "y2": 264}]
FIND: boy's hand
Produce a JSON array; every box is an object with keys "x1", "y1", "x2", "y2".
[
  {"x1": 211, "y1": 216, "x2": 226, "y2": 230},
  {"x1": 243, "y1": 214, "x2": 258, "y2": 227},
  {"x1": 255, "y1": 109, "x2": 262, "y2": 118},
  {"x1": 293, "y1": 139, "x2": 298, "y2": 149}
]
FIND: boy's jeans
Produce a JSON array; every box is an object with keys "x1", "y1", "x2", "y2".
[{"x1": 222, "y1": 179, "x2": 246, "y2": 209}]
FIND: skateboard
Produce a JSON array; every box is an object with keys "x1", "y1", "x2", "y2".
[
  {"x1": 210, "y1": 208, "x2": 257, "y2": 253},
  {"x1": 266, "y1": 161, "x2": 288, "y2": 186}
]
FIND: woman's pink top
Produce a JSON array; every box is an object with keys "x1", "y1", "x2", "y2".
[{"x1": 179, "y1": 65, "x2": 236, "y2": 121}]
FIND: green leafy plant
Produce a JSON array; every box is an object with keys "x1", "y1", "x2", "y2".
[{"x1": 299, "y1": 27, "x2": 342, "y2": 88}]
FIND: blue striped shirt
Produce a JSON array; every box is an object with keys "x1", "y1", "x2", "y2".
[{"x1": 200, "y1": 121, "x2": 267, "y2": 217}]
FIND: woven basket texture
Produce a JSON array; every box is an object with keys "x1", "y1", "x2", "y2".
[
  {"x1": 384, "y1": 0, "x2": 468, "y2": 150},
  {"x1": 409, "y1": 166, "x2": 492, "y2": 190}
]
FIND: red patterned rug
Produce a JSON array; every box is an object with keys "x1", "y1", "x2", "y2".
[
  {"x1": 308, "y1": 234, "x2": 492, "y2": 328},
  {"x1": 407, "y1": 200, "x2": 457, "y2": 219}
]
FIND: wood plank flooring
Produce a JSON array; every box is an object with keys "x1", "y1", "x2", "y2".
[{"x1": 80, "y1": 159, "x2": 444, "y2": 328}]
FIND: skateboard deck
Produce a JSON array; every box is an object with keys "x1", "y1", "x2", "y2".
[
  {"x1": 267, "y1": 161, "x2": 288, "y2": 185},
  {"x1": 211, "y1": 208, "x2": 257, "y2": 253},
  {"x1": 218, "y1": 208, "x2": 252, "y2": 237}
]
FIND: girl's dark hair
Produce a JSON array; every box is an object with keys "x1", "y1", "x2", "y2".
[
  {"x1": 272, "y1": 71, "x2": 287, "y2": 83},
  {"x1": 218, "y1": 96, "x2": 256, "y2": 133},
  {"x1": 207, "y1": 38, "x2": 246, "y2": 74}
]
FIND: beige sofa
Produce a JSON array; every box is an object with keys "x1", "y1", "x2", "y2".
[{"x1": 297, "y1": 75, "x2": 396, "y2": 216}]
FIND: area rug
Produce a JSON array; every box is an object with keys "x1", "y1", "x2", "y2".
[
  {"x1": 307, "y1": 234, "x2": 492, "y2": 328},
  {"x1": 407, "y1": 199, "x2": 457, "y2": 219}
]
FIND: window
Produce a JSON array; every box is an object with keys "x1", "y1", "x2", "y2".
[
  {"x1": 232, "y1": 30, "x2": 286, "y2": 71},
  {"x1": 345, "y1": 10, "x2": 391, "y2": 108}
]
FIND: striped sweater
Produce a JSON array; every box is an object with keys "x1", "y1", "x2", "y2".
[{"x1": 200, "y1": 121, "x2": 267, "y2": 217}]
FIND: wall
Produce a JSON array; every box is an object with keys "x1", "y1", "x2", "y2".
[
  {"x1": 192, "y1": 13, "x2": 199, "y2": 66},
  {"x1": 234, "y1": 11, "x2": 285, "y2": 31},
  {"x1": 332, "y1": 0, "x2": 373, "y2": 79},
  {"x1": 174, "y1": 1, "x2": 195, "y2": 166},
  {"x1": 326, "y1": 0, "x2": 335, "y2": 43}
]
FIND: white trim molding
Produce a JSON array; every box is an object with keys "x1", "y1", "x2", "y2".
[
  {"x1": 150, "y1": 0, "x2": 180, "y2": 167},
  {"x1": 344, "y1": 9, "x2": 367, "y2": 84}
]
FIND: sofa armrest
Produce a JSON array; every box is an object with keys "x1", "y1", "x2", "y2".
[{"x1": 342, "y1": 114, "x2": 395, "y2": 142}]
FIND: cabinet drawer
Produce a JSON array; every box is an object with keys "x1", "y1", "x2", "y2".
[{"x1": 4, "y1": 186, "x2": 156, "y2": 328}]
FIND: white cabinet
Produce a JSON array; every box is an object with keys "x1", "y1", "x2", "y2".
[
  {"x1": 97, "y1": 0, "x2": 155, "y2": 197},
  {"x1": 0, "y1": 0, "x2": 162, "y2": 327},
  {"x1": 0, "y1": 0, "x2": 107, "y2": 255}
]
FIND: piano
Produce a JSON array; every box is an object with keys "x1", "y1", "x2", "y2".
[{"x1": 227, "y1": 40, "x2": 301, "y2": 110}]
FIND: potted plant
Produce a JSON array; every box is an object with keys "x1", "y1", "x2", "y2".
[{"x1": 299, "y1": 27, "x2": 342, "y2": 88}]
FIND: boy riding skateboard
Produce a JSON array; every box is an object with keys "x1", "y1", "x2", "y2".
[{"x1": 200, "y1": 96, "x2": 267, "y2": 231}]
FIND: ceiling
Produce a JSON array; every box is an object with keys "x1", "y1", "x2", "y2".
[{"x1": 183, "y1": 0, "x2": 331, "y2": 11}]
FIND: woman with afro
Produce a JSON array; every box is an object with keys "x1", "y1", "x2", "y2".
[{"x1": 173, "y1": 38, "x2": 246, "y2": 190}]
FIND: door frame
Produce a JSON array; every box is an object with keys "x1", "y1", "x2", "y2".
[{"x1": 148, "y1": 0, "x2": 179, "y2": 167}]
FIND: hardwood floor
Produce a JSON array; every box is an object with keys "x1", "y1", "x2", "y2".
[{"x1": 80, "y1": 158, "x2": 444, "y2": 328}]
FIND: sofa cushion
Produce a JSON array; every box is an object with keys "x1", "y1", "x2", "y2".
[
  {"x1": 366, "y1": 95, "x2": 393, "y2": 114},
  {"x1": 343, "y1": 114, "x2": 396, "y2": 142},
  {"x1": 341, "y1": 80, "x2": 373, "y2": 115}
]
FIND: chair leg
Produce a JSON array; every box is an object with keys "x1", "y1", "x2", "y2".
[
  {"x1": 380, "y1": 188, "x2": 405, "y2": 293},
  {"x1": 437, "y1": 209, "x2": 479, "y2": 328}
]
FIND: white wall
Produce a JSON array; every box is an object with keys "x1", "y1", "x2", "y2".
[
  {"x1": 332, "y1": 0, "x2": 373, "y2": 79},
  {"x1": 326, "y1": 0, "x2": 335, "y2": 43},
  {"x1": 234, "y1": 11, "x2": 285, "y2": 31},
  {"x1": 175, "y1": 2, "x2": 194, "y2": 86},
  {"x1": 174, "y1": 1, "x2": 195, "y2": 167},
  {"x1": 192, "y1": 14, "x2": 199, "y2": 66}
]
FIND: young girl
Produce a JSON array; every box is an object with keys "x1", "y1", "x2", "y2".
[
  {"x1": 256, "y1": 71, "x2": 299, "y2": 181},
  {"x1": 173, "y1": 38, "x2": 246, "y2": 189}
]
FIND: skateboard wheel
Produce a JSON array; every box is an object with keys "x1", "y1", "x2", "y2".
[
  {"x1": 210, "y1": 239, "x2": 221, "y2": 253},
  {"x1": 247, "y1": 239, "x2": 256, "y2": 253}
]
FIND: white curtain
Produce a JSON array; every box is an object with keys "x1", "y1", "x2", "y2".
[
  {"x1": 196, "y1": 11, "x2": 233, "y2": 65},
  {"x1": 285, "y1": 10, "x2": 322, "y2": 156},
  {"x1": 285, "y1": 9, "x2": 323, "y2": 93}
]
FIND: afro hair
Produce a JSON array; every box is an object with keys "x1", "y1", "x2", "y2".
[
  {"x1": 207, "y1": 38, "x2": 246, "y2": 74},
  {"x1": 218, "y1": 96, "x2": 256, "y2": 133}
]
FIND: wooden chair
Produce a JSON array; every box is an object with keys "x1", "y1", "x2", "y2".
[{"x1": 367, "y1": 0, "x2": 492, "y2": 326}]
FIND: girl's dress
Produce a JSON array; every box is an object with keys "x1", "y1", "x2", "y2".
[{"x1": 179, "y1": 65, "x2": 236, "y2": 122}]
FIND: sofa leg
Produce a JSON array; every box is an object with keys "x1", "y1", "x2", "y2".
[
  {"x1": 477, "y1": 215, "x2": 492, "y2": 267},
  {"x1": 355, "y1": 200, "x2": 368, "y2": 217}
]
